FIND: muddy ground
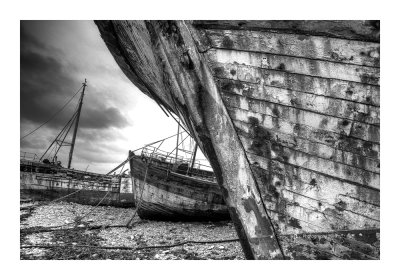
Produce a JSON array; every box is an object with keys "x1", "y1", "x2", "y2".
[{"x1": 20, "y1": 199, "x2": 245, "y2": 260}]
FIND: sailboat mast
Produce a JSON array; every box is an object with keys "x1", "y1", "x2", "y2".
[
  {"x1": 67, "y1": 79, "x2": 87, "y2": 169},
  {"x1": 190, "y1": 143, "x2": 198, "y2": 170},
  {"x1": 175, "y1": 120, "x2": 180, "y2": 161}
]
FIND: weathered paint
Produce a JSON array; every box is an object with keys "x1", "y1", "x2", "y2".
[
  {"x1": 218, "y1": 78, "x2": 379, "y2": 125},
  {"x1": 129, "y1": 154, "x2": 229, "y2": 221},
  {"x1": 210, "y1": 61, "x2": 380, "y2": 106},
  {"x1": 204, "y1": 29, "x2": 380, "y2": 67},
  {"x1": 235, "y1": 123, "x2": 379, "y2": 174},
  {"x1": 192, "y1": 20, "x2": 380, "y2": 43},
  {"x1": 208, "y1": 48, "x2": 380, "y2": 85},
  {"x1": 20, "y1": 171, "x2": 135, "y2": 207},
  {"x1": 222, "y1": 91, "x2": 379, "y2": 143},
  {"x1": 228, "y1": 107, "x2": 380, "y2": 159}
]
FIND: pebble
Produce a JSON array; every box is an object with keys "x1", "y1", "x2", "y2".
[{"x1": 21, "y1": 201, "x2": 246, "y2": 260}]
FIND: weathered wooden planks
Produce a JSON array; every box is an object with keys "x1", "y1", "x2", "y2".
[
  {"x1": 278, "y1": 229, "x2": 380, "y2": 260},
  {"x1": 211, "y1": 61, "x2": 380, "y2": 106},
  {"x1": 193, "y1": 20, "x2": 380, "y2": 43},
  {"x1": 235, "y1": 126, "x2": 379, "y2": 174},
  {"x1": 129, "y1": 155, "x2": 229, "y2": 221},
  {"x1": 248, "y1": 161, "x2": 380, "y2": 229},
  {"x1": 218, "y1": 78, "x2": 379, "y2": 125},
  {"x1": 208, "y1": 48, "x2": 380, "y2": 85},
  {"x1": 20, "y1": 170, "x2": 135, "y2": 207},
  {"x1": 229, "y1": 108, "x2": 379, "y2": 159},
  {"x1": 96, "y1": 21, "x2": 177, "y2": 111},
  {"x1": 243, "y1": 136, "x2": 379, "y2": 189},
  {"x1": 222, "y1": 92, "x2": 380, "y2": 143},
  {"x1": 204, "y1": 29, "x2": 380, "y2": 67}
]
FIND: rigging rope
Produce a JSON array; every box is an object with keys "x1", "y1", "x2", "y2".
[
  {"x1": 20, "y1": 84, "x2": 84, "y2": 140},
  {"x1": 20, "y1": 238, "x2": 241, "y2": 252}
]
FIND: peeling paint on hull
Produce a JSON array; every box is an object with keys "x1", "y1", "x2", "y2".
[
  {"x1": 129, "y1": 154, "x2": 230, "y2": 221},
  {"x1": 20, "y1": 160, "x2": 135, "y2": 207}
]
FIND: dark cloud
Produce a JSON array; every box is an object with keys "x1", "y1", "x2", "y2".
[
  {"x1": 80, "y1": 106, "x2": 129, "y2": 129},
  {"x1": 20, "y1": 25, "x2": 77, "y2": 127},
  {"x1": 20, "y1": 22, "x2": 130, "y2": 132}
]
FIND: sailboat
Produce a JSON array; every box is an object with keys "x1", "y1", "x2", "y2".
[
  {"x1": 129, "y1": 128, "x2": 230, "y2": 221},
  {"x1": 20, "y1": 80, "x2": 135, "y2": 207}
]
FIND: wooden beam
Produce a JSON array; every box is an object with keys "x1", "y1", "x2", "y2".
[{"x1": 192, "y1": 20, "x2": 380, "y2": 43}]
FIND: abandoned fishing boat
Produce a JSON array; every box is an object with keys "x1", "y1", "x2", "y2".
[
  {"x1": 20, "y1": 80, "x2": 135, "y2": 207},
  {"x1": 96, "y1": 20, "x2": 380, "y2": 260},
  {"x1": 128, "y1": 131, "x2": 229, "y2": 221}
]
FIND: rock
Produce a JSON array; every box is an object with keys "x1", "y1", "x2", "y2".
[{"x1": 218, "y1": 245, "x2": 224, "y2": 250}]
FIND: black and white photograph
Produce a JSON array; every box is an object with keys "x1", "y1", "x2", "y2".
[{"x1": 3, "y1": 0, "x2": 400, "y2": 278}]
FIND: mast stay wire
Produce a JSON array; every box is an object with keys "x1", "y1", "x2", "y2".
[
  {"x1": 20, "y1": 84, "x2": 84, "y2": 140},
  {"x1": 39, "y1": 109, "x2": 79, "y2": 162}
]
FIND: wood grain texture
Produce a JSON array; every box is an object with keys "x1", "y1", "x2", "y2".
[
  {"x1": 193, "y1": 20, "x2": 380, "y2": 42},
  {"x1": 204, "y1": 29, "x2": 380, "y2": 67},
  {"x1": 222, "y1": 92, "x2": 380, "y2": 143},
  {"x1": 218, "y1": 78, "x2": 379, "y2": 125},
  {"x1": 208, "y1": 48, "x2": 380, "y2": 85},
  {"x1": 210, "y1": 61, "x2": 380, "y2": 106},
  {"x1": 130, "y1": 155, "x2": 229, "y2": 221},
  {"x1": 236, "y1": 127, "x2": 379, "y2": 174},
  {"x1": 229, "y1": 109, "x2": 380, "y2": 160}
]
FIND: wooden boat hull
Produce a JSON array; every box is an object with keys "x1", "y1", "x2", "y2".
[
  {"x1": 20, "y1": 160, "x2": 135, "y2": 207},
  {"x1": 129, "y1": 153, "x2": 229, "y2": 221},
  {"x1": 97, "y1": 20, "x2": 380, "y2": 259}
]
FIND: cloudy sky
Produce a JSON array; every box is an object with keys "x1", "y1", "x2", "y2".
[{"x1": 20, "y1": 20, "x2": 182, "y2": 173}]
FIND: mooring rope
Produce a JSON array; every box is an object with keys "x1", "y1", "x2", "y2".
[{"x1": 20, "y1": 238, "x2": 240, "y2": 251}]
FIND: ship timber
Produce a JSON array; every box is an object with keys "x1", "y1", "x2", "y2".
[
  {"x1": 96, "y1": 20, "x2": 380, "y2": 260},
  {"x1": 129, "y1": 151, "x2": 229, "y2": 221}
]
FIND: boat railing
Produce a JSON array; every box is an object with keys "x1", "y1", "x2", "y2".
[
  {"x1": 21, "y1": 158, "x2": 125, "y2": 184},
  {"x1": 141, "y1": 146, "x2": 211, "y2": 169},
  {"x1": 20, "y1": 151, "x2": 39, "y2": 162},
  {"x1": 140, "y1": 146, "x2": 215, "y2": 181}
]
